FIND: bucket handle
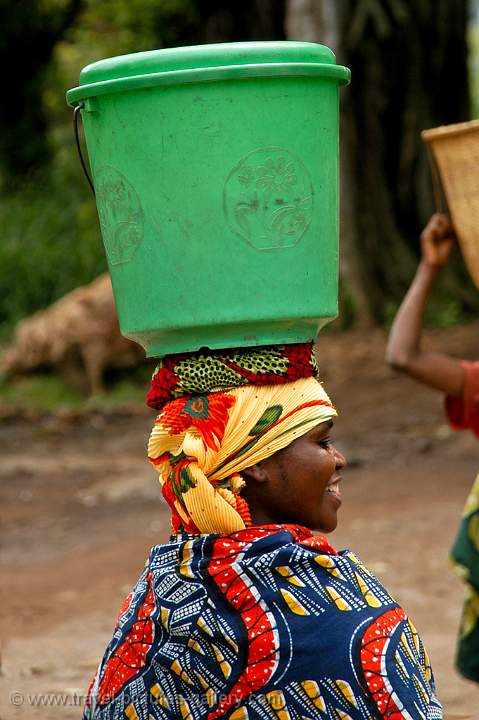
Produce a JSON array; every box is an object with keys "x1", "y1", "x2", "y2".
[{"x1": 74, "y1": 103, "x2": 95, "y2": 197}]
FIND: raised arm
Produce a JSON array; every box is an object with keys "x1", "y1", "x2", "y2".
[{"x1": 385, "y1": 213, "x2": 464, "y2": 396}]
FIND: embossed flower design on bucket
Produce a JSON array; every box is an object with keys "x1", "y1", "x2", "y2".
[
  {"x1": 96, "y1": 167, "x2": 144, "y2": 266},
  {"x1": 224, "y1": 147, "x2": 313, "y2": 250}
]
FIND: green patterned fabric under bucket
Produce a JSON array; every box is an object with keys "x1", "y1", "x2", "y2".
[{"x1": 67, "y1": 42, "x2": 350, "y2": 357}]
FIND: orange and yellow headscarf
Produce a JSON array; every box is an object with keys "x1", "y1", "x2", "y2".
[{"x1": 147, "y1": 343, "x2": 336, "y2": 534}]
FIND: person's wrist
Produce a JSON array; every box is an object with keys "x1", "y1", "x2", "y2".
[{"x1": 418, "y1": 257, "x2": 441, "y2": 274}]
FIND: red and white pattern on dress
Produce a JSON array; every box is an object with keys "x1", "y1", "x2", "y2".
[
  {"x1": 94, "y1": 572, "x2": 155, "y2": 705},
  {"x1": 207, "y1": 529, "x2": 281, "y2": 718},
  {"x1": 361, "y1": 608, "x2": 408, "y2": 718}
]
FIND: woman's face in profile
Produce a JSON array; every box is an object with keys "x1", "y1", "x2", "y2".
[{"x1": 243, "y1": 421, "x2": 346, "y2": 532}]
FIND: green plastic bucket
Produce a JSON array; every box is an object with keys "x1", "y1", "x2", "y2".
[{"x1": 67, "y1": 42, "x2": 350, "y2": 357}]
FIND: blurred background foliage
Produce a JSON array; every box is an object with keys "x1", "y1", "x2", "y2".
[{"x1": 0, "y1": 0, "x2": 479, "y2": 342}]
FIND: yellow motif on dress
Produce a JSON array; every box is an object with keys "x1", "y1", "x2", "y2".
[
  {"x1": 224, "y1": 633, "x2": 239, "y2": 653},
  {"x1": 171, "y1": 659, "x2": 194, "y2": 685},
  {"x1": 300, "y1": 680, "x2": 326, "y2": 711},
  {"x1": 276, "y1": 566, "x2": 306, "y2": 586},
  {"x1": 330, "y1": 710, "x2": 353, "y2": 720},
  {"x1": 280, "y1": 588, "x2": 310, "y2": 615},
  {"x1": 335, "y1": 680, "x2": 358, "y2": 708},
  {"x1": 353, "y1": 572, "x2": 382, "y2": 608},
  {"x1": 325, "y1": 586, "x2": 352, "y2": 611},
  {"x1": 424, "y1": 645, "x2": 432, "y2": 682},
  {"x1": 314, "y1": 554, "x2": 344, "y2": 579},
  {"x1": 205, "y1": 689, "x2": 216, "y2": 708},
  {"x1": 179, "y1": 540, "x2": 195, "y2": 578},
  {"x1": 211, "y1": 643, "x2": 232, "y2": 678},
  {"x1": 408, "y1": 619, "x2": 420, "y2": 655},
  {"x1": 179, "y1": 696, "x2": 193, "y2": 720},
  {"x1": 197, "y1": 615, "x2": 214, "y2": 636},
  {"x1": 229, "y1": 707, "x2": 249, "y2": 720},
  {"x1": 150, "y1": 683, "x2": 170, "y2": 709},
  {"x1": 400, "y1": 633, "x2": 415, "y2": 663},
  {"x1": 194, "y1": 671, "x2": 208, "y2": 690},
  {"x1": 187, "y1": 638, "x2": 205, "y2": 655},
  {"x1": 160, "y1": 606, "x2": 170, "y2": 630},
  {"x1": 193, "y1": 672, "x2": 216, "y2": 707},
  {"x1": 265, "y1": 689, "x2": 291, "y2": 720},
  {"x1": 413, "y1": 675, "x2": 429, "y2": 704},
  {"x1": 124, "y1": 704, "x2": 139, "y2": 720},
  {"x1": 344, "y1": 552, "x2": 372, "y2": 576}
]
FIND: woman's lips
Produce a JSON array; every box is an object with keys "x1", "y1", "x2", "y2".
[{"x1": 326, "y1": 477, "x2": 342, "y2": 501}]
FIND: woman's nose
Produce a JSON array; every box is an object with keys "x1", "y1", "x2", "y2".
[{"x1": 332, "y1": 445, "x2": 347, "y2": 470}]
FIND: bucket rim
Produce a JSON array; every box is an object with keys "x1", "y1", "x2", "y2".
[{"x1": 66, "y1": 61, "x2": 350, "y2": 107}]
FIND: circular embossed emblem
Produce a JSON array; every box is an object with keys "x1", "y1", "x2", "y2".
[
  {"x1": 224, "y1": 147, "x2": 313, "y2": 250},
  {"x1": 95, "y1": 167, "x2": 144, "y2": 266}
]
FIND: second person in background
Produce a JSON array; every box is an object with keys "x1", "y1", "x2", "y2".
[{"x1": 386, "y1": 212, "x2": 479, "y2": 684}]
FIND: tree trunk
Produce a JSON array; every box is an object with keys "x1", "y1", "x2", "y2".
[
  {"x1": 0, "y1": 0, "x2": 83, "y2": 185},
  {"x1": 175, "y1": 0, "x2": 287, "y2": 45},
  {"x1": 287, "y1": 0, "x2": 471, "y2": 325}
]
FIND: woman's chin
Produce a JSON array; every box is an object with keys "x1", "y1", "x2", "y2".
[{"x1": 316, "y1": 513, "x2": 339, "y2": 534}]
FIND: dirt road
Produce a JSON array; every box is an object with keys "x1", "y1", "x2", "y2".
[{"x1": 1, "y1": 328, "x2": 478, "y2": 719}]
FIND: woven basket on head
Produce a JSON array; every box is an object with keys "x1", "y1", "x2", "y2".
[{"x1": 422, "y1": 119, "x2": 479, "y2": 288}]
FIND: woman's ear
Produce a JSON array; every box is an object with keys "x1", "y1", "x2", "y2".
[{"x1": 242, "y1": 462, "x2": 269, "y2": 483}]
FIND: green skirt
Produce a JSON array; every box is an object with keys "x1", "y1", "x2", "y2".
[{"x1": 451, "y1": 472, "x2": 479, "y2": 683}]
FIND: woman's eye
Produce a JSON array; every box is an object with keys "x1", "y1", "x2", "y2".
[{"x1": 319, "y1": 438, "x2": 332, "y2": 448}]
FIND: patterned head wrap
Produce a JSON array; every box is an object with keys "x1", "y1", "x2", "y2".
[
  {"x1": 147, "y1": 343, "x2": 337, "y2": 534},
  {"x1": 147, "y1": 342, "x2": 319, "y2": 411}
]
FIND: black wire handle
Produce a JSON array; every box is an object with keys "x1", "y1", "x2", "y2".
[{"x1": 74, "y1": 103, "x2": 95, "y2": 197}]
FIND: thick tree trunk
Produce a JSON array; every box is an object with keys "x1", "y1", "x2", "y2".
[
  {"x1": 287, "y1": 0, "x2": 471, "y2": 324},
  {"x1": 287, "y1": 0, "x2": 375, "y2": 326}
]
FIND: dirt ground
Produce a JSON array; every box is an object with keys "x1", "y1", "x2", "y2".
[{"x1": 1, "y1": 326, "x2": 479, "y2": 719}]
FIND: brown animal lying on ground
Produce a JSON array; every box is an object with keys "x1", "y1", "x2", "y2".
[{"x1": 1, "y1": 274, "x2": 144, "y2": 395}]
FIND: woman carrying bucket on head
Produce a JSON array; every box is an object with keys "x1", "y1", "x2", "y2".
[
  {"x1": 83, "y1": 343, "x2": 443, "y2": 720},
  {"x1": 69, "y1": 41, "x2": 445, "y2": 719}
]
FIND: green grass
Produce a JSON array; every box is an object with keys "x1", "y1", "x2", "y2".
[
  {"x1": 0, "y1": 162, "x2": 106, "y2": 339},
  {"x1": 87, "y1": 378, "x2": 149, "y2": 408},
  {"x1": 0, "y1": 374, "x2": 84, "y2": 413},
  {"x1": 0, "y1": 373, "x2": 149, "y2": 414}
]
